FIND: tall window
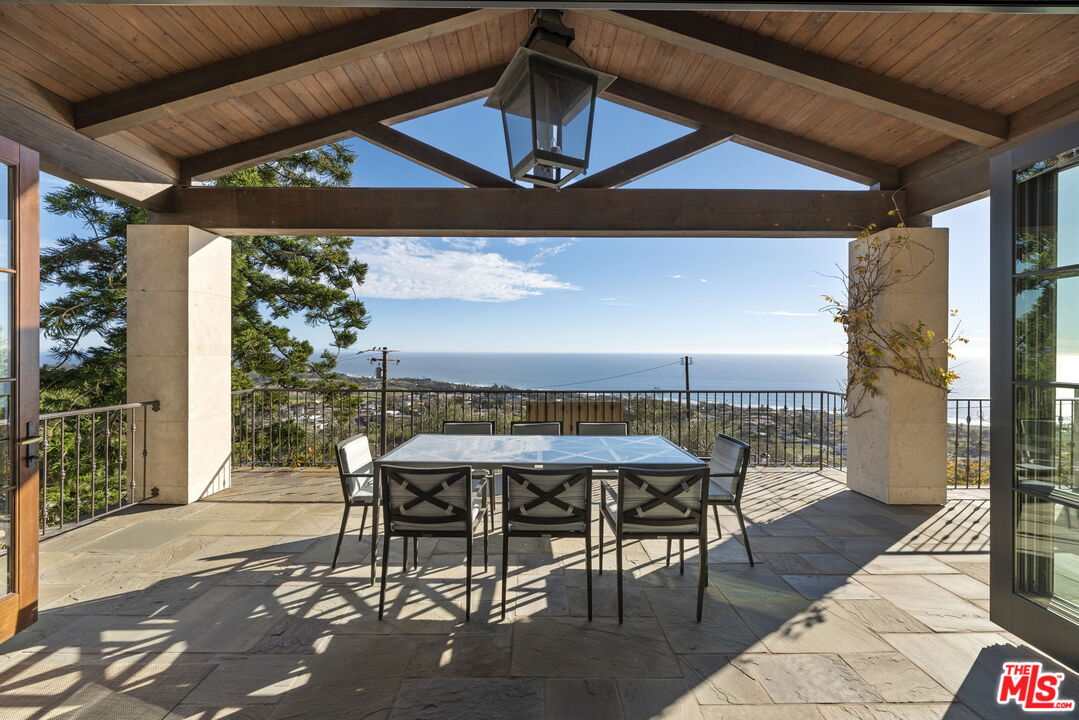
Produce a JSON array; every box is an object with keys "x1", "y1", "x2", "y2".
[{"x1": 1013, "y1": 147, "x2": 1079, "y2": 621}]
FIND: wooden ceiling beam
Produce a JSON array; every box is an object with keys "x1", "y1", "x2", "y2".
[
  {"x1": 570, "y1": 128, "x2": 730, "y2": 189},
  {"x1": 149, "y1": 186, "x2": 906, "y2": 238},
  {"x1": 354, "y1": 123, "x2": 516, "y2": 188},
  {"x1": 903, "y1": 80, "x2": 1079, "y2": 217},
  {"x1": 74, "y1": 8, "x2": 514, "y2": 138},
  {"x1": 603, "y1": 79, "x2": 899, "y2": 187},
  {"x1": 180, "y1": 65, "x2": 505, "y2": 182},
  {"x1": 12, "y1": 2, "x2": 1079, "y2": 12},
  {"x1": 0, "y1": 68, "x2": 176, "y2": 208},
  {"x1": 595, "y1": 10, "x2": 1009, "y2": 147}
]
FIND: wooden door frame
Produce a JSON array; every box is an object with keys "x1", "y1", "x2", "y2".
[{"x1": 0, "y1": 136, "x2": 39, "y2": 643}]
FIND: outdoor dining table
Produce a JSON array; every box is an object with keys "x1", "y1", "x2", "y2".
[{"x1": 373, "y1": 433, "x2": 706, "y2": 475}]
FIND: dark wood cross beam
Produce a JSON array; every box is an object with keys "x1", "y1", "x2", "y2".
[
  {"x1": 597, "y1": 10, "x2": 1009, "y2": 147},
  {"x1": 180, "y1": 66, "x2": 506, "y2": 182},
  {"x1": 353, "y1": 123, "x2": 516, "y2": 188},
  {"x1": 74, "y1": 8, "x2": 513, "y2": 138},
  {"x1": 149, "y1": 187, "x2": 908, "y2": 237},
  {"x1": 603, "y1": 79, "x2": 899, "y2": 187},
  {"x1": 571, "y1": 129, "x2": 730, "y2": 189}
]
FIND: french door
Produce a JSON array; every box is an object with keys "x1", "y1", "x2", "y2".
[
  {"x1": 990, "y1": 122, "x2": 1079, "y2": 669},
  {"x1": 0, "y1": 136, "x2": 39, "y2": 643}
]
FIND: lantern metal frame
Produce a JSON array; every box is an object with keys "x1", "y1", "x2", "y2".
[{"x1": 485, "y1": 14, "x2": 616, "y2": 189}]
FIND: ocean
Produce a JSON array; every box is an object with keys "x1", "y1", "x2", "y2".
[{"x1": 335, "y1": 352, "x2": 991, "y2": 397}]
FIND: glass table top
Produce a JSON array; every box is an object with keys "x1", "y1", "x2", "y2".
[{"x1": 376, "y1": 434, "x2": 702, "y2": 469}]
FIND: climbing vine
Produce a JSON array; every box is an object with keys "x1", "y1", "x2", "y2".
[{"x1": 823, "y1": 206, "x2": 967, "y2": 417}]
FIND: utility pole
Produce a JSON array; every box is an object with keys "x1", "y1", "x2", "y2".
[
  {"x1": 680, "y1": 355, "x2": 694, "y2": 445},
  {"x1": 367, "y1": 347, "x2": 400, "y2": 455}
]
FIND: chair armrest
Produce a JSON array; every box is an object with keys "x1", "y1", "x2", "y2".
[
  {"x1": 341, "y1": 471, "x2": 374, "y2": 478},
  {"x1": 708, "y1": 472, "x2": 740, "y2": 478},
  {"x1": 601, "y1": 479, "x2": 618, "y2": 504}
]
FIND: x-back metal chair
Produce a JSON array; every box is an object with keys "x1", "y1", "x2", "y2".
[
  {"x1": 501, "y1": 465, "x2": 593, "y2": 620},
  {"x1": 378, "y1": 464, "x2": 489, "y2": 621},
  {"x1": 332, "y1": 433, "x2": 378, "y2": 581},
  {"x1": 701, "y1": 434, "x2": 754, "y2": 565},
  {"x1": 600, "y1": 465, "x2": 710, "y2": 623},
  {"x1": 576, "y1": 421, "x2": 629, "y2": 436},
  {"x1": 442, "y1": 420, "x2": 497, "y2": 533},
  {"x1": 511, "y1": 421, "x2": 562, "y2": 435},
  {"x1": 442, "y1": 421, "x2": 495, "y2": 435}
]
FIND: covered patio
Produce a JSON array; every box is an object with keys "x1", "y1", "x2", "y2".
[
  {"x1": 1, "y1": 1, "x2": 1079, "y2": 715},
  {"x1": 4, "y1": 466, "x2": 1063, "y2": 719}
]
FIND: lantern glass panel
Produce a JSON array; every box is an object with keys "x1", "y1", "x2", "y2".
[
  {"x1": 501, "y1": 70, "x2": 533, "y2": 176},
  {"x1": 531, "y1": 59, "x2": 595, "y2": 165}
]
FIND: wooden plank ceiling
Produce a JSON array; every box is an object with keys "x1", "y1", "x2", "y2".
[{"x1": 1, "y1": 3, "x2": 1077, "y2": 209}]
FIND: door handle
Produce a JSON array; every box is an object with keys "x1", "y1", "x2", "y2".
[{"x1": 21, "y1": 421, "x2": 41, "y2": 467}]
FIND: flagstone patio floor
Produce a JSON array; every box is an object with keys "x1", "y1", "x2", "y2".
[{"x1": 1, "y1": 467, "x2": 1075, "y2": 719}]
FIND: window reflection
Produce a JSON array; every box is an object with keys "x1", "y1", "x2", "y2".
[
  {"x1": 1015, "y1": 273, "x2": 1079, "y2": 385},
  {"x1": 1015, "y1": 385, "x2": 1078, "y2": 498},
  {"x1": 1016, "y1": 493, "x2": 1079, "y2": 621}
]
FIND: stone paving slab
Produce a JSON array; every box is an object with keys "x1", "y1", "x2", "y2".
[{"x1": 2, "y1": 468, "x2": 1070, "y2": 719}]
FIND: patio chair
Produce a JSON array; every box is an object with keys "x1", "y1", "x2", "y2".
[
  {"x1": 699, "y1": 434, "x2": 754, "y2": 565},
  {"x1": 378, "y1": 465, "x2": 489, "y2": 621},
  {"x1": 511, "y1": 421, "x2": 562, "y2": 435},
  {"x1": 443, "y1": 420, "x2": 497, "y2": 529},
  {"x1": 442, "y1": 421, "x2": 495, "y2": 435},
  {"x1": 599, "y1": 465, "x2": 710, "y2": 623},
  {"x1": 332, "y1": 433, "x2": 379, "y2": 581},
  {"x1": 501, "y1": 465, "x2": 593, "y2": 620},
  {"x1": 576, "y1": 421, "x2": 629, "y2": 436}
]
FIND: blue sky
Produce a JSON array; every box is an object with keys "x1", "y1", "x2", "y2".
[{"x1": 40, "y1": 97, "x2": 990, "y2": 364}]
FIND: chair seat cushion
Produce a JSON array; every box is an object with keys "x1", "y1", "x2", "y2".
[
  {"x1": 602, "y1": 498, "x2": 698, "y2": 535},
  {"x1": 708, "y1": 477, "x2": 735, "y2": 503},
  {"x1": 390, "y1": 498, "x2": 484, "y2": 532},
  {"x1": 507, "y1": 519, "x2": 586, "y2": 533},
  {"x1": 347, "y1": 476, "x2": 374, "y2": 502}
]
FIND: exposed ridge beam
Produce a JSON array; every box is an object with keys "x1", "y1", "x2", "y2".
[
  {"x1": 596, "y1": 10, "x2": 1009, "y2": 147},
  {"x1": 571, "y1": 128, "x2": 729, "y2": 189},
  {"x1": 355, "y1": 123, "x2": 516, "y2": 188},
  {"x1": 150, "y1": 187, "x2": 905, "y2": 238},
  {"x1": 604, "y1": 79, "x2": 899, "y2": 187},
  {"x1": 180, "y1": 66, "x2": 505, "y2": 182},
  {"x1": 75, "y1": 8, "x2": 513, "y2": 138}
]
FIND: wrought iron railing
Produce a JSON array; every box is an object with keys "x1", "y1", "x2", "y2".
[
  {"x1": 948, "y1": 398, "x2": 990, "y2": 488},
  {"x1": 231, "y1": 388, "x2": 848, "y2": 470},
  {"x1": 39, "y1": 400, "x2": 159, "y2": 536}
]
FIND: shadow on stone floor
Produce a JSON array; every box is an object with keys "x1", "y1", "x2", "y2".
[{"x1": 0, "y1": 468, "x2": 1056, "y2": 719}]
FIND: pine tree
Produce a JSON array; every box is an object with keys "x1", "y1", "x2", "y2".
[{"x1": 41, "y1": 145, "x2": 369, "y2": 410}]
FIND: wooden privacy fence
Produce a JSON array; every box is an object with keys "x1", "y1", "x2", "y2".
[{"x1": 525, "y1": 400, "x2": 623, "y2": 432}]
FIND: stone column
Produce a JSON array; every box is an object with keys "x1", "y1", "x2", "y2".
[
  {"x1": 846, "y1": 226, "x2": 949, "y2": 505},
  {"x1": 127, "y1": 225, "x2": 232, "y2": 505}
]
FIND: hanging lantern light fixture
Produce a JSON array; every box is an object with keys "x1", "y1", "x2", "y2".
[{"x1": 485, "y1": 10, "x2": 616, "y2": 189}]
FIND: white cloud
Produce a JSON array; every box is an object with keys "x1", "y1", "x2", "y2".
[
  {"x1": 664, "y1": 274, "x2": 684, "y2": 279},
  {"x1": 353, "y1": 237, "x2": 578, "y2": 302},
  {"x1": 445, "y1": 238, "x2": 487, "y2": 250},
  {"x1": 505, "y1": 237, "x2": 547, "y2": 246},
  {"x1": 698, "y1": 278, "x2": 708, "y2": 283},
  {"x1": 745, "y1": 310, "x2": 820, "y2": 317},
  {"x1": 530, "y1": 242, "x2": 572, "y2": 262}
]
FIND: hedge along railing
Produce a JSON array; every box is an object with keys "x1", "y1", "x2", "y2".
[
  {"x1": 39, "y1": 400, "x2": 159, "y2": 537},
  {"x1": 231, "y1": 388, "x2": 849, "y2": 470}
]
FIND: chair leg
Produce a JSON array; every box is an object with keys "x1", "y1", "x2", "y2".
[
  {"x1": 378, "y1": 534, "x2": 391, "y2": 621},
  {"x1": 666, "y1": 538, "x2": 671, "y2": 567},
  {"x1": 598, "y1": 514, "x2": 604, "y2": 575},
  {"x1": 585, "y1": 529, "x2": 593, "y2": 622},
  {"x1": 370, "y1": 501, "x2": 379, "y2": 586},
  {"x1": 483, "y1": 499, "x2": 489, "y2": 572},
  {"x1": 402, "y1": 536, "x2": 409, "y2": 572},
  {"x1": 331, "y1": 504, "x2": 350, "y2": 571},
  {"x1": 616, "y1": 533, "x2": 624, "y2": 624},
  {"x1": 679, "y1": 538, "x2": 685, "y2": 576},
  {"x1": 358, "y1": 504, "x2": 368, "y2": 542},
  {"x1": 413, "y1": 537, "x2": 419, "y2": 571},
  {"x1": 712, "y1": 504, "x2": 722, "y2": 539},
  {"x1": 697, "y1": 535, "x2": 708, "y2": 622},
  {"x1": 466, "y1": 529, "x2": 474, "y2": 622},
  {"x1": 736, "y1": 505, "x2": 754, "y2": 566},
  {"x1": 501, "y1": 531, "x2": 510, "y2": 620}
]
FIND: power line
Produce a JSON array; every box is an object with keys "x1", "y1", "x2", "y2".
[{"x1": 536, "y1": 360, "x2": 683, "y2": 389}]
